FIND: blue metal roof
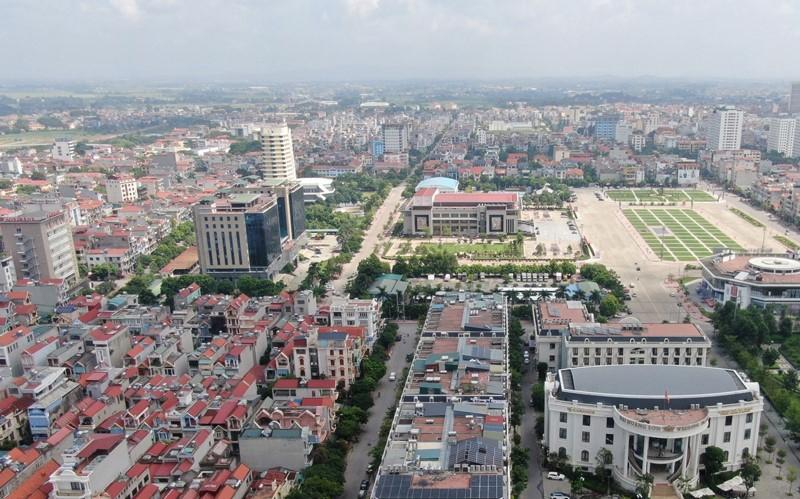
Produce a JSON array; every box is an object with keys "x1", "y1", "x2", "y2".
[{"x1": 416, "y1": 176, "x2": 459, "y2": 192}]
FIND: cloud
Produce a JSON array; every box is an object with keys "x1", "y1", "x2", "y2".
[
  {"x1": 345, "y1": 0, "x2": 380, "y2": 17},
  {"x1": 110, "y1": 0, "x2": 140, "y2": 20}
]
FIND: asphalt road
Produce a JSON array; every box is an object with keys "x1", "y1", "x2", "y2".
[
  {"x1": 520, "y1": 320, "x2": 545, "y2": 499},
  {"x1": 331, "y1": 183, "x2": 407, "y2": 295},
  {"x1": 340, "y1": 320, "x2": 419, "y2": 499}
]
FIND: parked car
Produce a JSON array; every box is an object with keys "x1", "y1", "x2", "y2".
[
  {"x1": 359, "y1": 479, "x2": 370, "y2": 497},
  {"x1": 546, "y1": 472, "x2": 566, "y2": 481},
  {"x1": 406, "y1": 353, "x2": 413, "y2": 362},
  {"x1": 389, "y1": 372, "x2": 397, "y2": 381},
  {"x1": 550, "y1": 492, "x2": 571, "y2": 499}
]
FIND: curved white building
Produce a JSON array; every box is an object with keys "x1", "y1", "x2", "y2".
[
  {"x1": 700, "y1": 252, "x2": 800, "y2": 313},
  {"x1": 543, "y1": 365, "x2": 762, "y2": 492}
]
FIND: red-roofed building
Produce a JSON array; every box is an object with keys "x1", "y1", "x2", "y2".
[
  {"x1": 49, "y1": 433, "x2": 131, "y2": 498},
  {"x1": 0, "y1": 325, "x2": 36, "y2": 375},
  {"x1": 404, "y1": 188, "x2": 521, "y2": 236},
  {"x1": 6, "y1": 458, "x2": 58, "y2": 499}
]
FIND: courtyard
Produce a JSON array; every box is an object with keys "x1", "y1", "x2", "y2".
[
  {"x1": 607, "y1": 188, "x2": 718, "y2": 203},
  {"x1": 623, "y1": 208, "x2": 744, "y2": 261}
]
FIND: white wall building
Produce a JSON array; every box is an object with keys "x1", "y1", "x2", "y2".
[
  {"x1": 767, "y1": 117, "x2": 799, "y2": 158},
  {"x1": 381, "y1": 123, "x2": 408, "y2": 153},
  {"x1": 105, "y1": 175, "x2": 139, "y2": 204},
  {"x1": 543, "y1": 365, "x2": 762, "y2": 492},
  {"x1": 51, "y1": 139, "x2": 75, "y2": 161},
  {"x1": 260, "y1": 124, "x2": 297, "y2": 181},
  {"x1": 706, "y1": 107, "x2": 743, "y2": 151},
  {"x1": 328, "y1": 297, "x2": 381, "y2": 343}
]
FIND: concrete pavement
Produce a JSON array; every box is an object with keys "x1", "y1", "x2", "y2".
[
  {"x1": 341, "y1": 321, "x2": 418, "y2": 499},
  {"x1": 331, "y1": 183, "x2": 406, "y2": 295}
]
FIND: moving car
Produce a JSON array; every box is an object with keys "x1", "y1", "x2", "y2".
[
  {"x1": 546, "y1": 472, "x2": 566, "y2": 481},
  {"x1": 389, "y1": 372, "x2": 397, "y2": 381}
]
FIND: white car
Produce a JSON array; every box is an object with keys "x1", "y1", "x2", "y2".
[
  {"x1": 389, "y1": 372, "x2": 397, "y2": 381},
  {"x1": 547, "y1": 472, "x2": 566, "y2": 481}
]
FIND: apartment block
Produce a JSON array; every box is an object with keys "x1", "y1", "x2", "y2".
[{"x1": 0, "y1": 210, "x2": 79, "y2": 286}]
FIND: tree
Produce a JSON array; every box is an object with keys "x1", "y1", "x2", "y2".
[
  {"x1": 764, "y1": 436, "x2": 777, "y2": 461},
  {"x1": 599, "y1": 294, "x2": 621, "y2": 317},
  {"x1": 780, "y1": 316, "x2": 794, "y2": 337},
  {"x1": 785, "y1": 371, "x2": 799, "y2": 391},
  {"x1": 90, "y1": 263, "x2": 118, "y2": 281},
  {"x1": 570, "y1": 473, "x2": 584, "y2": 495},
  {"x1": 536, "y1": 362, "x2": 548, "y2": 381},
  {"x1": 530, "y1": 382, "x2": 545, "y2": 411},
  {"x1": 777, "y1": 448, "x2": 787, "y2": 476},
  {"x1": 635, "y1": 473, "x2": 654, "y2": 499},
  {"x1": 30, "y1": 171, "x2": 47, "y2": 180},
  {"x1": 762, "y1": 348, "x2": 780, "y2": 368},
  {"x1": 702, "y1": 446, "x2": 725, "y2": 478},
  {"x1": 787, "y1": 466, "x2": 798, "y2": 495},
  {"x1": 740, "y1": 454, "x2": 761, "y2": 496},
  {"x1": 138, "y1": 289, "x2": 159, "y2": 305},
  {"x1": 595, "y1": 448, "x2": 613, "y2": 495}
]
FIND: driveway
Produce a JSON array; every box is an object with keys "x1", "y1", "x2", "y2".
[{"x1": 341, "y1": 320, "x2": 419, "y2": 499}]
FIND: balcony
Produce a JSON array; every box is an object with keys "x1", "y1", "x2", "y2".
[
  {"x1": 614, "y1": 407, "x2": 708, "y2": 438},
  {"x1": 633, "y1": 446, "x2": 684, "y2": 464}
]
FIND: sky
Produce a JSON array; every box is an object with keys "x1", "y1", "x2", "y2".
[{"x1": 2, "y1": 0, "x2": 800, "y2": 83}]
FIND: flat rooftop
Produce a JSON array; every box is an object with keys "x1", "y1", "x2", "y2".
[
  {"x1": 702, "y1": 253, "x2": 800, "y2": 284},
  {"x1": 424, "y1": 293, "x2": 506, "y2": 333},
  {"x1": 376, "y1": 293, "x2": 509, "y2": 498},
  {"x1": 557, "y1": 365, "x2": 754, "y2": 409},
  {"x1": 568, "y1": 321, "x2": 708, "y2": 341}
]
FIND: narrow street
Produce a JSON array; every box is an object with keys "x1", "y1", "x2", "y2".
[
  {"x1": 341, "y1": 320, "x2": 419, "y2": 499},
  {"x1": 520, "y1": 329, "x2": 545, "y2": 499}
]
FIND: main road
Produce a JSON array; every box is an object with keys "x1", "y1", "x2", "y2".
[
  {"x1": 341, "y1": 320, "x2": 418, "y2": 499},
  {"x1": 331, "y1": 183, "x2": 407, "y2": 294}
]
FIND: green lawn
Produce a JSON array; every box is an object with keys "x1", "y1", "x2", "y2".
[
  {"x1": 607, "y1": 189, "x2": 716, "y2": 203},
  {"x1": 623, "y1": 208, "x2": 744, "y2": 261},
  {"x1": 775, "y1": 235, "x2": 800, "y2": 251},
  {"x1": 414, "y1": 242, "x2": 522, "y2": 258}
]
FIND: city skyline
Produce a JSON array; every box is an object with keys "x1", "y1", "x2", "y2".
[{"x1": 3, "y1": 0, "x2": 800, "y2": 82}]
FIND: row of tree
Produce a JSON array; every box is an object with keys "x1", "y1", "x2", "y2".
[{"x1": 285, "y1": 323, "x2": 399, "y2": 498}]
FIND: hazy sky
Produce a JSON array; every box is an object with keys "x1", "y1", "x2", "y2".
[{"x1": 3, "y1": 0, "x2": 800, "y2": 82}]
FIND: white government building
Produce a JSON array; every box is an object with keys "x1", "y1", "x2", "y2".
[{"x1": 543, "y1": 365, "x2": 763, "y2": 492}]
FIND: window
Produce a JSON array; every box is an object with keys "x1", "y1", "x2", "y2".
[
  {"x1": 559, "y1": 413, "x2": 568, "y2": 423},
  {"x1": 723, "y1": 432, "x2": 731, "y2": 443},
  {"x1": 744, "y1": 429, "x2": 751, "y2": 440},
  {"x1": 549, "y1": 343, "x2": 556, "y2": 350},
  {"x1": 701, "y1": 434, "x2": 709, "y2": 445},
  {"x1": 723, "y1": 450, "x2": 729, "y2": 461},
  {"x1": 606, "y1": 417, "x2": 614, "y2": 429},
  {"x1": 746, "y1": 413, "x2": 753, "y2": 424},
  {"x1": 581, "y1": 450, "x2": 590, "y2": 462},
  {"x1": 606, "y1": 434, "x2": 614, "y2": 445},
  {"x1": 582, "y1": 415, "x2": 591, "y2": 426},
  {"x1": 725, "y1": 415, "x2": 733, "y2": 426},
  {"x1": 581, "y1": 431, "x2": 590, "y2": 443},
  {"x1": 559, "y1": 428, "x2": 567, "y2": 439}
]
